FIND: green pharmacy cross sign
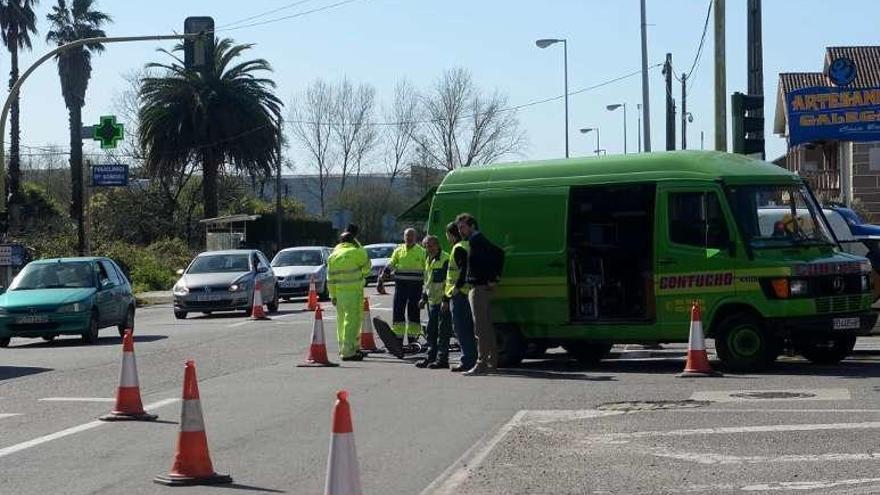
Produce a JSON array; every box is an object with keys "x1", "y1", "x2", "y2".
[{"x1": 93, "y1": 115, "x2": 124, "y2": 149}]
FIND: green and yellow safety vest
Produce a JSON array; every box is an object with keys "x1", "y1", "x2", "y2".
[
  {"x1": 424, "y1": 251, "x2": 450, "y2": 305},
  {"x1": 327, "y1": 242, "x2": 370, "y2": 298},
  {"x1": 445, "y1": 241, "x2": 471, "y2": 297},
  {"x1": 388, "y1": 244, "x2": 426, "y2": 282}
]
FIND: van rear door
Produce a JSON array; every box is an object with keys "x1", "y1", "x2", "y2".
[{"x1": 656, "y1": 184, "x2": 738, "y2": 338}]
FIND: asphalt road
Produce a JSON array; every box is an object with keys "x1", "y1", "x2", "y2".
[{"x1": 2, "y1": 289, "x2": 880, "y2": 494}]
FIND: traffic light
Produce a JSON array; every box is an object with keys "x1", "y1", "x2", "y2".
[
  {"x1": 184, "y1": 16, "x2": 214, "y2": 71},
  {"x1": 731, "y1": 92, "x2": 765, "y2": 158}
]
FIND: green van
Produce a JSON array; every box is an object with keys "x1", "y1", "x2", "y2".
[{"x1": 424, "y1": 151, "x2": 878, "y2": 371}]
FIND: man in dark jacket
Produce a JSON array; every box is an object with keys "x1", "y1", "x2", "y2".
[{"x1": 455, "y1": 213, "x2": 504, "y2": 376}]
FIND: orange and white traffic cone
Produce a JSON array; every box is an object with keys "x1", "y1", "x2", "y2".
[
  {"x1": 298, "y1": 305, "x2": 339, "y2": 367},
  {"x1": 100, "y1": 329, "x2": 157, "y2": 421},
  {"x1": 251, "y1": 279, "x2": 270, "y2": 320},
  {"x1": 324, "y1": 390, "x2": 362, "y2": 495},
  {"x1": 677, "y1": 301, "x2": 722, "y2": 378},
  {"x1": 154, "y1": 360, "x2": 232, "y2": 486},
  {"x1": 359, "y1": 298, "x2": 382, "y2": 353},
  {"x1": 308, "y1": 275, "x2": 319, "y2": 312}
]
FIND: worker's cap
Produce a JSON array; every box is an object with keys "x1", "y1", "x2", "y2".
[{"x1": 344, "y1": 224, "x2": 360, "y2": 236}]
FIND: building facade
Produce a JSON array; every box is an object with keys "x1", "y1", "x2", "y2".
[{"x1": 774, "y1": 46, "x2": 880, "y2": 220}]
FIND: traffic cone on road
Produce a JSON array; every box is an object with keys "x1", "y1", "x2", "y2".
[
  {"x1": 359, "y1": 298, "x2": 382, "y2": 353},
  {"x1": 677, "y1": 301, "x2": 722, "y2": 378},
  {"x1": 324, "y1": 390, "x2": 362, "y2": 495},
  {"x1": 297, "y1": 305, "x2": 339, "y2": 367},
  {"x1": 154, "y1": 360, "x2": 232, "y2": 486},
  {"x1": 100, "y1": 329, "x2": 157, "y2": 422},
  {"x1": 251, "y1": 279, "x2": 270, "y2": 320},
  {"x1": 308, "y1": 275, "x2": 319, "y2": 311}
]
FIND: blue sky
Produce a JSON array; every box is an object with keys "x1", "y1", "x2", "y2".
[{"x1": 6, "y1": 0, "x2": 879, "y2": 168}]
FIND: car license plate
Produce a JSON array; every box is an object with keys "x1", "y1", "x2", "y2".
[
  {"x1": 195, "y1": 294, "x2": 224, "y2": 302},
  {"x1": 16, "y1": 315, "x2": 48, "y2": 324},
  {"x1": 833, "y1": 317, "x2": 860, "y2": 330}
]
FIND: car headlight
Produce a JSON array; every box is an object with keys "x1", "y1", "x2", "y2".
[
  {"x1": 229, "y1": 283, "x2": 245, "y2": 292},
  {"x1": 57, "y1": 301, "x2": 87, "y2": 313},
  {"x1": 173, "y1": 284, "x2": 189, "y2": 296},
  {"x1": 862, "y1": 274, "x2": 871, "y2": 292}
]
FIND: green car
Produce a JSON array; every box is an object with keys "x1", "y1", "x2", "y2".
[{"x1": 0, "y1": 257, "x2": 136, "y2": 348}]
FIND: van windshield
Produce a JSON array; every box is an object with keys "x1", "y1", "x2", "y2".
[{"x1": 726, "y1": 184, "x2": 836, "y2": 249}]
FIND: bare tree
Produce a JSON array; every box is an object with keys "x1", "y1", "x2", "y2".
[
  {"x1": 414, "y1": 68, "x2": 525, "y2": 170},
  {"x1": 290, "y1": 79, "x2": 334, "y2": 216},
  {"x1": 384, "y1": 79, "x2": 419, "y2": 186},
  {"x1": 331, "y1": 78, "x2": 376, "y2": 193}
]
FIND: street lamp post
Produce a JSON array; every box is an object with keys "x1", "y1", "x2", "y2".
[
  {"x1": 536, "y1": 38, "x2": 568, "y2": 158},
  {"x1": 606, "y1": 103, "x2": 627, "y2": 154},
  {"x1": 579, "y1": 127, "x2": 600, "y2": 157}
]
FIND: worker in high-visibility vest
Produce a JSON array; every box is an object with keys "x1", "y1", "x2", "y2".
[
  {"x1": 416, "y1": 235, "x2": 452, "y2": 369},
  {"x1": 381, "y1": 228, "x2": 426, "y2": 339},
  {"x1": 444, "y1": 222, "x2": 477, "y2": 372},
  {"x1": 327, "y1": 227, "x2": 371, "y2": 361}
]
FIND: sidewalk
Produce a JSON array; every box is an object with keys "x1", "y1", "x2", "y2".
[{"x1": 135, "y1": 290, "x2": 172, "y2": 307}]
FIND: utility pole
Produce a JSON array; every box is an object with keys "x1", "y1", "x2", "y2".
[
  {"x1": 714, "y1": 0, "x2": 727, "y2": 151},
  {"x1": 681, "y1": 72, "x2": 688, "y2": 150},
  {"x1": 639, "y1": 0, "x2": 652, "y2": 152},
  {"x1": 664, "y1": 53, "x2": 675, "y2": 151},
  {"x1": 275, "y1": 116, "x2": 283, "y2": 254}
]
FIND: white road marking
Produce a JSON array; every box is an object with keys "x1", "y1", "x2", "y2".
[
  {"x1": 227, "y1": 320, "x2": 252, "y2": 328},
  {"x1": 690, "y1": 388, "x2": 851, "y2": 402},
  {"x1": 0, "y1": 397, "x2": 178, "y2": 459},
  {"x1": 39, "y1": 398, "x2": 114, "y2": 403},
  {"x1": 0, "y1": 413, "x2": 21, "y2": 420},
  {"x1": 422, "y1": 409, "x2": 622, "y2": 495},
  {"x1": 668, "y1": 478, "x2": 880, "y2": 493},
  {"x1": 672, "y1": 408, "x2": 880, "y2": 413},
  {"x1": 651, "y1": 446, "x2": 880, "y2": 465},
  {"x1": 588, "y1": 421, "x2": 880, "y2": 443}
]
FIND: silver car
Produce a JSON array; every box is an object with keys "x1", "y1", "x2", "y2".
[
  {"x1": 172, "y1": 250, "x2": 278, "y2": 319},
  {"x1": 364, "y1": 243, "x2": 397, "y2": 284},
  {"x1": 271, "y1": 247, "x2": 331, "y2": 301}
]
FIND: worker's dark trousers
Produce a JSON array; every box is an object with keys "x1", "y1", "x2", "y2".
[
  {"x1": 425, "y1": 303, "x2": 452, "y2": 363},
  {"x1": 392, "y1": 279, "x2": 422, "y2": 337}
]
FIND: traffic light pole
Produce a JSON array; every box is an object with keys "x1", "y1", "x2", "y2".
[{"x1": 0, "y1": 33, "x2": 198, "y2": 219}]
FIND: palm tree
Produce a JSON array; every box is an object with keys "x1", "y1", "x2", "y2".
[
  {"x1": 138, "y1": 38, "x2": 283, "y2": 219},
  {"x1": 0, "y1": 0, "x2": 39, "y2": 206},
  {"x1": 45, "y1": 0, "x2": 111, "y2": 254}
]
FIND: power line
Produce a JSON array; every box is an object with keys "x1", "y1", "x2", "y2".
[
  {"x1": 14, "y1": 64, "x2": 661, "y2": 157},
  {"x1": 217, "y1": 0, "x2": 321, "y2": 29},
  {"x1": 218, "y1": 0, "x2": 363, "y2": 32},
  {"x1": 684, "y1": 0, "x2": 714, "y2": 87},
  {"x1": 288, "y1": 63, "x2": 663, "y2": 127}
]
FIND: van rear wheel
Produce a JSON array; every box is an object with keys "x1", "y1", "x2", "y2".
[
  {"x1": 563, "y1": 342, "x2": 613, "y2": 366},
  {"x1": 495, "y1": 324, "x2": 526, "y2": 368},
  {"x1": 714, "y1": 315, "x2": 778, "y2": 372},
  {"x1": 797, "y1": 335, "x2": 856, "y2": 365}
]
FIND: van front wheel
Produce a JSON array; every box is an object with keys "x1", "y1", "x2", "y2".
[{"x1": 714, "y1": 315, "x2": 778, "y2": 372}]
